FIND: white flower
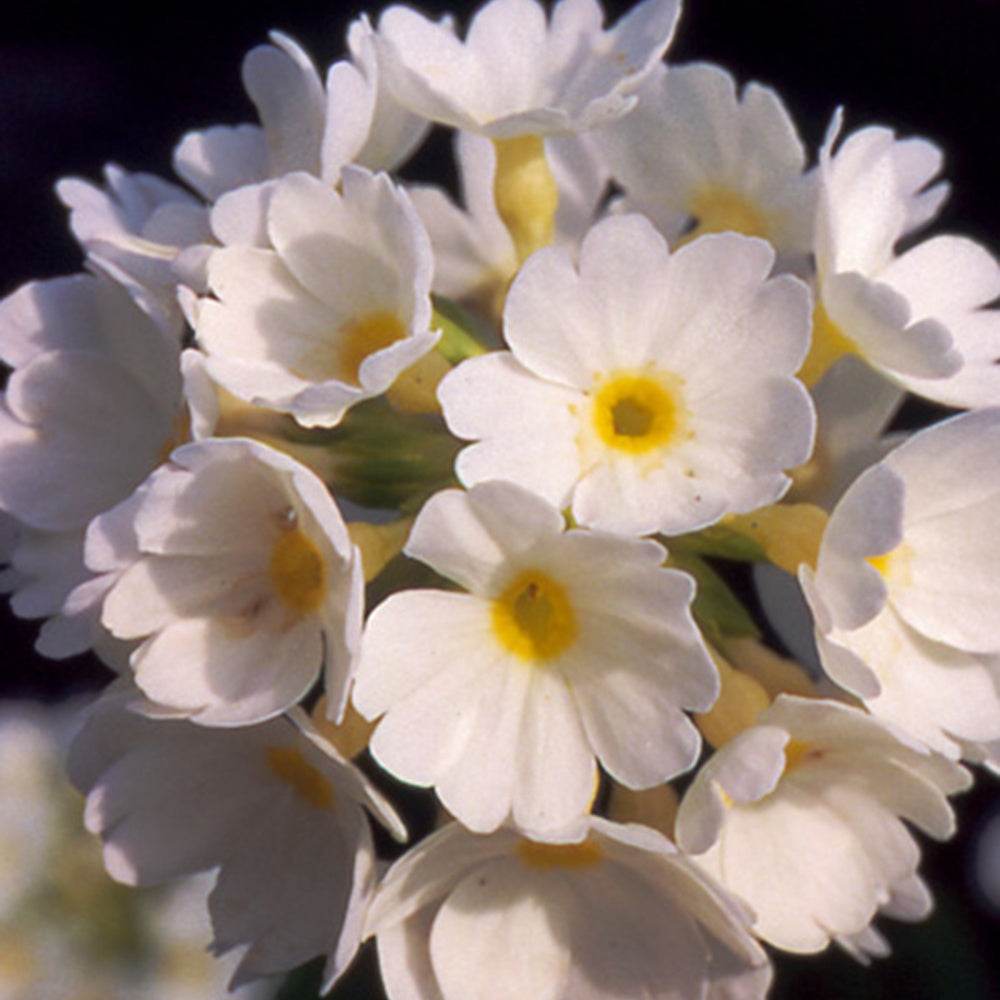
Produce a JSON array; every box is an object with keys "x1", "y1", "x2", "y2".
[
  {"x1": 0, "y1": 275, "x2": 182, "y2": 534},
  {"x1": 805, "y1": 117, "x2": 1000, "y2": 403},
  {"x1": 173, "y1": 32, "x2": 326, "y2": 201},
  {"x1": 57, "y1": 165, "x2": 211, "y2": 337},
  {"x1": 800, "y1": 409, "x2": 1000, "y2": 760},
  {"x1": 323, "y1": 16, "x2": 430, "y2": 179},
  {"x1": 174, "y1": 26, "x2": 426, "y2": 203},
  {"x1": 439, "y1": 215, "x2": 815, "y2": 536},
  {"x1": 604, "y1": 62, "x2": 815, "y2": 264},
  {"x1": 67, "y1": 686, "x2": 404, "y2": 991},
  {"x1": 196, "y1": 167, "x2": 438, "y2": 428},
  {"x1": 0, "y1": 274, "x2": 189, "y2": 658},
  {"x1": 675, "y1": 696, "x2": 969, "y2": 956},
  {"x1": 365, "y1": 817, "x2": 771, "y2": 1000},
  {"x1": 352, "y1": 480, "x2": 717, "y2": 835},
  {"x1": 91, "y1": 437, "x2": 363, "y2": 726},
  {"x1": 375, "y1": 0, "x2": 681, "y2": 138}
]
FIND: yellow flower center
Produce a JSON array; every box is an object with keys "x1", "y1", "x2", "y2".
[
  {"x1": 592, "y1": 373, "x2": 683, "y2": 454},
  {"x1": 685, "y1": 186, "x2": 770, "y2": 243},
  {"x1": 516, "y1": 837, "x2": 603, "y2": 870},
  {"x1": 266, "y1": 746, "x2": 335, "y2": 809},
  {"x1": 867, "y1": 541, "x2": 910, "y2": 583},
  {"x1": 269, "y1": 511, "x2": 326, "y2": 615},
  {"x1": 798, "y1": 301, "x2": 861, "y2": 388},
  {"x1": 492, "y1": 569, "x2": 577, "y2": 662},
  {"x1": 296, "y1": 311, "x2": 406, "y2": 385}
]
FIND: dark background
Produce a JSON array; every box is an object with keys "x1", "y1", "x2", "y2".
[{"x1": 2, "y1": 1, "x2": 999, "y2": 997}]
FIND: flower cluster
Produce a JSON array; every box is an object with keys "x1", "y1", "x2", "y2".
[{"x1": 2, "y1": 0, "x2": 999, "y2": 996}]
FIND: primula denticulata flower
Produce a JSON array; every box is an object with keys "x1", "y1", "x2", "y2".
[
  {"x1": 91, "y1": 437, "x2": 363, "y2": 726},
  {"x1": 374, "y1": 0, "x2": 681, "y2": 137},
  {"x1": 801, "y1": 408, "x2": 1000, "y2": 763},
  {"x1": 805, "y1": 116, "x2": 1000, "y2": 402},
  {"x1": 365, "y1": 816, "x2": 772, "y2": 1000},
  {"x1": 676, "y1": 696, "x2": 970, "y2": 957},
  {"x1": 352, "y1": 480, "x2": 718, "y2": 834},
  {"x1": 68, "y1": 686, "x2": 404, "y2": 991},
  {"x1": 439, "y1": 214, "x2": 815, "y2": 536},
  {"x1": 3, "y1": 0, "x2": 999, "y2": 996},
  {"x1": 197, "y1": 167, "x2": 439, "y2": 428},
  {"x1": 603, "y1": 61, "x2": 815, "y2": 265}
]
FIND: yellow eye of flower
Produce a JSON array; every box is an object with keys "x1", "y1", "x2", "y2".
[
  {"x1": 266, "y1": 746, "x2": 335, "y2": 810},
  {"x1": 295, "y1": 311, "x2": 406, "y2": 385},
  {"x1": 592, "y1": 373, "x2": 683, "y2": 453},
  {"x1": 687, "y1": 186, "x2": 769, "y2": 243},
  {"x1": 269, "y1": 512, "x2": 327, "y2": 615},
  {"x1": 492, "y1": 569, "x2": 577, "y2": 661},
  {"x1": 516, "y1": 837, "x2": 603, "y2": 870}
]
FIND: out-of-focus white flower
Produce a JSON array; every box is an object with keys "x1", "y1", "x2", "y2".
[
  {"x1": 375, "y1": 0, "x2": 681, "y2": 138},
  {"x1": 90, "y1": 437, "x2": 363, "y2": 725},
  {"x1": 676, "y1": 696, "x2": 969, "y2": 957},
  {"x1": 366, "y1": 816, "x2": 771, "y2": 1000},
  {"x1": 67, "y1": 687, "x2": 404, "y2": 992},
  {"x1": 0, "y1": 704, "x2": 61, "y2": 917},
  {"x1": 800, "y1": 408, "x2": 1000, "y2": 760},
  {"x1": 196, "y1": 167, "x2": 438, "y2": 428},
  {"x1": 353, "y1": 480, "x2": 717, "y2": 835},
  {"x1": 440, "y1": 215, "x2": 815, "y2": 536},
  {"x1": 0, "y1": 700, "x2": 272, "y2": 1000},
  {"x1": 604, "y1": 62, "x2": 815, "y2": 266},
  {"x1": 806, "y1": 118, "x2": 1000, "y2": 404}
]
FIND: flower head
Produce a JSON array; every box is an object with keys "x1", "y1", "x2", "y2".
[
  {"x1": 375, "y1": 0, "x2": 681, "y2": 138},
  {"x1": 352, "y1": 480, "x2": 717, "y2": 834},
  {"x1": 366, "y1": 817, "x2": 771, "y2": 1000},
  {"x1": 92, "y1": 437, "x2": 363, "y2": 725},
  {"x1": 440, "y1": 214, "x2": 815, "y2": 536},
  {"x1": 196, "y1": 167, "x2": 438, "y2": 427},
  {"x1": 67, "y1": 687, "x2": 404, "y2": 991}
]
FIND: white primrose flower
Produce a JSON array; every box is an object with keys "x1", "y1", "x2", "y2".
[
  {"x1": 352, "y1": 480, "x2": 718, "y2": 835},
  {"x1": 375, "y1": 0, "x2": 681, "y2": 138},
  {"x1": 675, "y1": 696, "x2": 970, "y2": 957},
  {"x1": 91, "y1": 437, "x2": 364, "y2": 726},
  {"x1": 175, "y1": 26, "x2": 426, "y2": 205},
  {"x1": 366, "y1": 817, "x2": 771, "y2": 1000},
  {"x1": 195, "y1": 167, "x2": 439, "y2": 428},
  {"x1": 67, "y1": 686, "x2": 405, "y2": 992},
  {"x1": 174, "y1": 32, "x2": 326, "y2": 202},
  {"x1": 806, "y1": 117, "x2": 1000, "y2": 402},
  {"x1": 323, "y1": 16, "x2": 430, "y2": 180},
  {"x1": 800, "y1": 408, "x2": 1000, "y2": 760},
  {"x1": 603, "y1": 62, "x2": 815, "y2": 265},
  {"x1": 57, "y1": 165, "x2": 211, "y2": 337},
  {"x1": 0, "y1": 274, "x2": 190, "y2": 658},
  {"x1": 439, "y1": 214, "x2": 815, "y2": 537}
]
